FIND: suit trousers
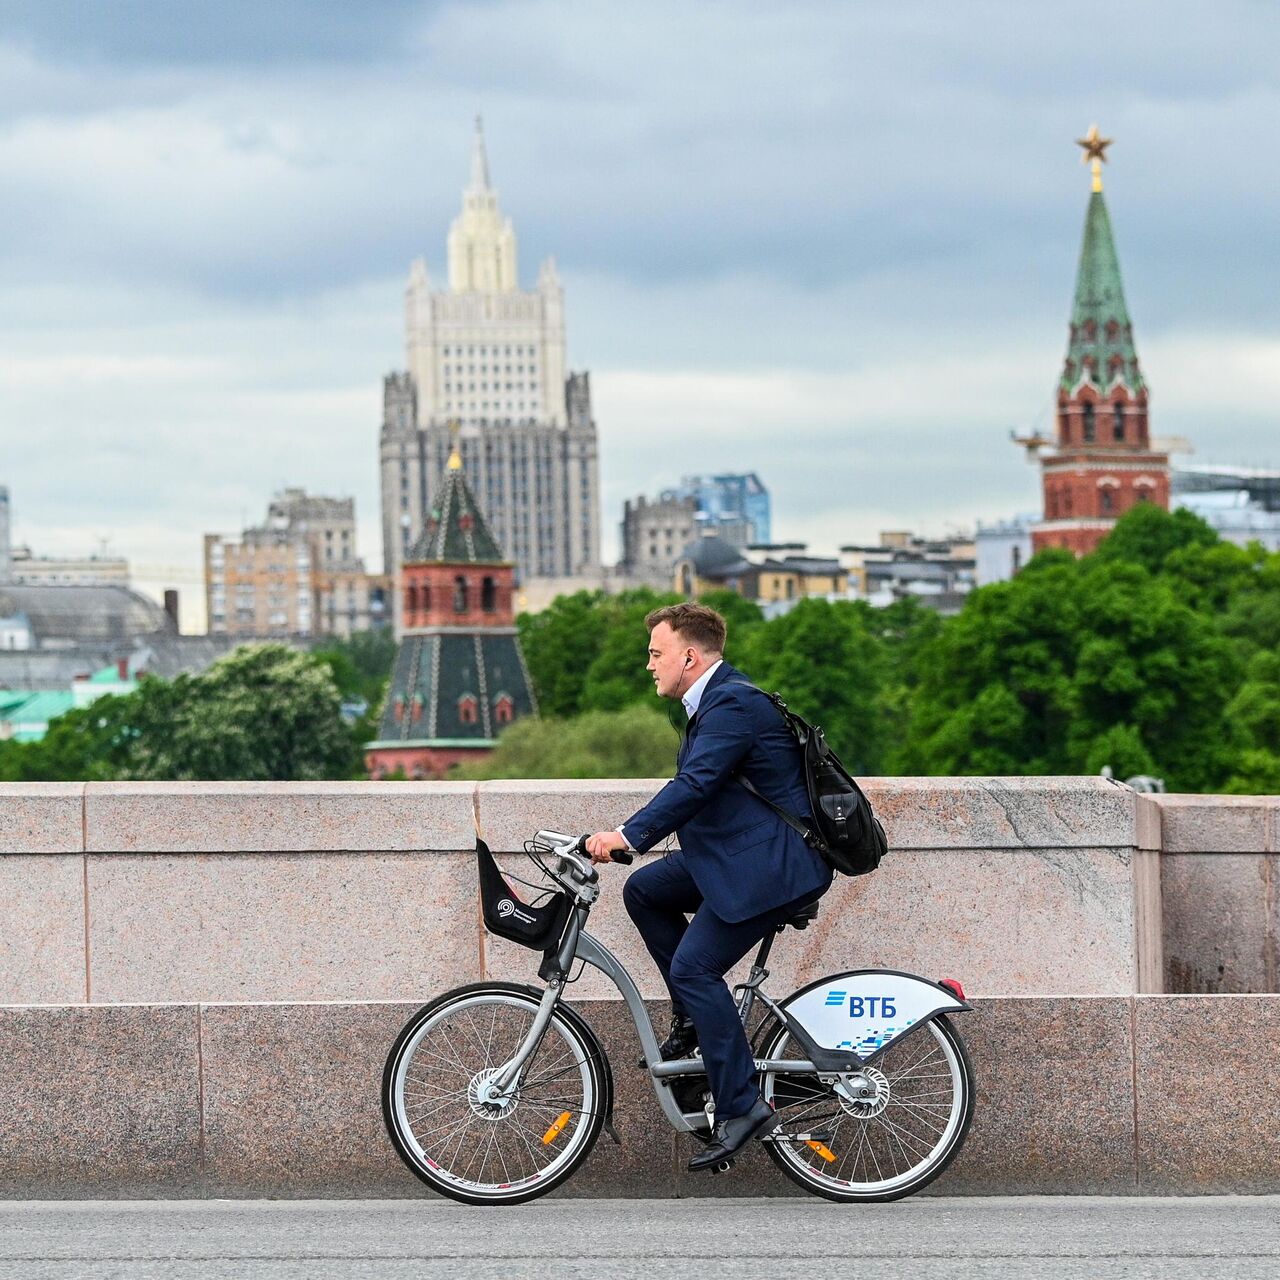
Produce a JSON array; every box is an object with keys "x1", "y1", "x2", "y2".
[{"x1": 621, "y1": 849, "x2": 817, "y2": 1122}]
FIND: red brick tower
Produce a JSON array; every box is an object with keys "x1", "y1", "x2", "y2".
[
  {"x1": 365, "y1": 445, "x2": 537, "y2": 779},
  {"x1": 1023, "y1": 128, "x2": 1169, "y2": 556}
]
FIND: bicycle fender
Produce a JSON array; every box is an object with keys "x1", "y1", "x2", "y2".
[{"x1": 781, "y1": 969, "x2": 970, "y2": 1063}]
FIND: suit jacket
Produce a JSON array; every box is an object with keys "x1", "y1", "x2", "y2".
[{"x1": 623, "y1": 662, "x2": 832, "y2": 923}]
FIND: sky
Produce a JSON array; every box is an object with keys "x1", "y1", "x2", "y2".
[{"x1": 2, "y1": 0, "x2": 1279, "y2": 632}]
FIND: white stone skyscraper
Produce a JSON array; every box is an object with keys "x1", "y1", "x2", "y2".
[{"x1": 380, "y1": 120, "x2": 600, "y2": 624}]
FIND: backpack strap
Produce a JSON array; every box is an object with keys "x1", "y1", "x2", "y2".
[{"x1": 724, "y1": 680, "x2": 827, "y2": 852}]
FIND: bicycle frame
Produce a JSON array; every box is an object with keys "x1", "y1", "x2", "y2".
[
  {"x1": 483, "y1": 832, "x2": 942, "y2": 1136},
  {"x1": 488, "y1": 896, "x2": 840, "y2": 1135}
]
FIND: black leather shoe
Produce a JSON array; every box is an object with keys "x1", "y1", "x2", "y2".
[
  {"x1": 638, "y1": 1014, "x2": 698, "y2": 1068},
  {"x1": 687, "y1": 1096, "x2": 779, "y2": 1172}
]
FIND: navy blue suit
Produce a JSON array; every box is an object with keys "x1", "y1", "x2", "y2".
[{"x1": 621, "y1": 662, "x2": 832, "y2": 1119}]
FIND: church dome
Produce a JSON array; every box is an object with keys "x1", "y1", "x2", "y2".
[
  {"x1": 679, "y1": 534, "x2": 747, "y2": 577},
  {"x1": 0, "y1": 584, "x2": 173, "y2": 647}
]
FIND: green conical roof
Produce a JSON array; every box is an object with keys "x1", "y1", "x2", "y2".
[
  {"x1": 1060, "y1": 190, "x2": 1144, "y2": 394},
  {"x1": 408, "y1": 457, "x2": 506, "y2": 565}
]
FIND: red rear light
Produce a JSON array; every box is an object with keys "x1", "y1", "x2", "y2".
[{"x1": 939, "y1": 977, "x2": 966, "y2": 1001}]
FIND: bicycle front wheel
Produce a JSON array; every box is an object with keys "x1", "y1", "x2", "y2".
[
  {"x1": 382, "y1": 981, "x2": 609, "y2": 1205},
  {"x1": 760, "y1": 1013, "x2": 974, "y2": 1202}
]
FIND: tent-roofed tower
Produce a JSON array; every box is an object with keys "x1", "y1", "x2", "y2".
[
  {"x1": 1019, "y1": 126, "x2": 1170, "y2": 556},
  {"x1": 365, "y1": 443, "x2": 537, "y2": 780}
]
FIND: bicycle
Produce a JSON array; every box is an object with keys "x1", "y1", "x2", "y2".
[{"x1": 382, "y1": 831, "x2": 975, "y2": 1206}]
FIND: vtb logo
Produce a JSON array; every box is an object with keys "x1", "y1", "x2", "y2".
[{"x1": 824, "y1": 990, "x2": 897, "y2": 1018}]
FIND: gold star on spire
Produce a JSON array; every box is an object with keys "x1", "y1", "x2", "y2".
[
  {"x1": 447, "y1": 418, "x2": 463, "y2": 470},
  {"x1": 1075, "y1": 124, "x2": 1113, "y2": 192}
]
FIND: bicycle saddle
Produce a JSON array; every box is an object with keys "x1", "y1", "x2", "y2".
[{"x1": 782, "y1": 899, "x2": 821, "y2": 930}]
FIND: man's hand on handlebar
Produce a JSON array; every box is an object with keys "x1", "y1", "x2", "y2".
[{"x1": 585, "y1": 831, "x2": 629, "y2": 865}]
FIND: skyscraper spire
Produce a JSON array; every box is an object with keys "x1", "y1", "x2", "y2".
[{"x1": 469, "y1": 114, "x2": 491, "y2": 191}]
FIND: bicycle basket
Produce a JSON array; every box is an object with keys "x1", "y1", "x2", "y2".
[{"x1": 476, "y1": 837, "x2": 572, "y2": 950}]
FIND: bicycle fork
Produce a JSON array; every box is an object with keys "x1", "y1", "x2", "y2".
[{"x1": 480, "y1": 980, "x2": 564, "y2": 1104}]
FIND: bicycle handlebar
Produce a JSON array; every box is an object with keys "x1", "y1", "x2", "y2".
[{"x1": 572, "y1": 833, "x2": 632, "y2": 866}]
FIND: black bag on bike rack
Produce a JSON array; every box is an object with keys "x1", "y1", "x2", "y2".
[{"x1": 476, "y1": 838, "x2": 572, "y2": 950}]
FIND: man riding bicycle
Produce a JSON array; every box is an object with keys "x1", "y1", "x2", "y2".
[{"x1": 586, "y1": 602, "x2": 833, "y2": 1172}]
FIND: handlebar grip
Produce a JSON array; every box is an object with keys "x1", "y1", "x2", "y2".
[{"x1": 610, "y1": 849, "x2": 634, "y2": 865}]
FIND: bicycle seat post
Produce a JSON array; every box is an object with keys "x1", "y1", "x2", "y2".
[{"x1": 735, "y1": 932, "x2": 776, "y2": 1022}]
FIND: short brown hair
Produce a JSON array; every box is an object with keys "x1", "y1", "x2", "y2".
[{"x1": 645, "y1": 602, "x2": 727, "y2": 654}]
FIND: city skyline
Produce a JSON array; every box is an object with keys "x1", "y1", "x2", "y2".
[{"x1": 3, "y1": 1, "x2": 1279, "y2": 631}]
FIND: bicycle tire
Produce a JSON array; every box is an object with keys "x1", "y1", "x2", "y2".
[
  {"x1": 382, "y1": 981, "x2": 611, "y2": 1206},
  {"x1": 760, "y1": 1012, "x2": 975, "y2": 1202}
]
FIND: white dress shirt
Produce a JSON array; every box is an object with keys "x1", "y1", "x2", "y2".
[{"x1": 619, "y1": 659, "x2": 723, "y2": 850}]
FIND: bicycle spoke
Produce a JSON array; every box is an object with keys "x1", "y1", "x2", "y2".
[{"x1": 388, "y1": 991, "x2": 598, "y2": 1199}]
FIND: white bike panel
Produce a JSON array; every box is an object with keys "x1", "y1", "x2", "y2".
[{"x1": 784, "y1": 972, "x2": 966, "y2": 1059}]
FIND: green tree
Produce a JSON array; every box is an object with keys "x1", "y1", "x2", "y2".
[
  {"x1": 1222, "y1": 649, "x2": 1280, "y2": 793},
  {"x1": 132, "y1": 643, "x2": 355, "y2": 780},
  {"x1": 740, "y1": 598, "x2": 886, "y2": 774},
  {"x1": 451, "y1": 704, "x2": 680, "y2": 780},
  {"x1": 902, "y1": 551, "x2": 1081, "y2": 775},
  {"x1": 578, "y1": 588, "x2": 680, "y2": 712},
  {"x1": 516, "y1": 590, "x2": 611, "y2": 717},
  {"x1": 1092, "y1": 502, "x2": 1219, "y2": 575}
]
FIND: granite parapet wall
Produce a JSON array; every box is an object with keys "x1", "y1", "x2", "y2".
[
  {"x1": 0, "y1": 777, "x2": 1164, "y2": 1005},
  {"x1": 2, "y1": 994, "x2": 1278, "y2": 1198},
  {"x1": 1154, "y1": 795, "x2": 1280, "y2": 994}
]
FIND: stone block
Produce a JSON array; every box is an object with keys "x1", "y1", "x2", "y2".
[
  {"x1": 0, "y1": 1004, "x2": 200, "y2": 1195},
  {"x1": 0, "y1": 782, "x2": 83, "y2": 854},
  {"x1": 941, "y1": 997, "x2": 1136, "y2": 1193},
  {"x1": 865, "y1": 776, "x2": 1136, "y2": 851},
  {"x1": 475, "y1": 779, "x2": 676, "y2": 854},
  {"x1": 84, "y1": 781, "x2": 475, "y2": 853},
  {"x1": 0, "y1": 854, "x2": 88, "y2": 1004},
  {"x1": 1162, "y1": 855, "x2": 1270, "y2": 994},
  {"x1": 1133, "y1": 846, "x2": 1164, "y2": 994},
  {"x1": 201, "y1": 1000, "x2": 424, "y2": 1196},
  {"x1": 86, "y1": 851, "x2": 481, "y2": 1004},
  {"x1": 760, "y1": 848, "x2": 1145, "y2": 999},
  {"x1": 1134, "y1": 995, "x2": 1280, "y2": 1192},
  {"x1": 1133, "y1": 793, "x2": 1162, "y2": 852},
  {"x1": 1155, "y1": 795, "x2": 1268, "y2": 854}
]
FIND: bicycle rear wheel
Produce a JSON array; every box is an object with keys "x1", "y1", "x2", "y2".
[
  {"x1": 760, "y1": 1013, "x2": 974, "y2": 1202},
  {"x1": 382, "y1": 981, "x2": 609, "y2": 1205}
]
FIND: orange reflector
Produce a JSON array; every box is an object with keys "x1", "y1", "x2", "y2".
[
  {"x1": 542, "y1": 1111, "x2": 572, "y2": 1145},
  {"x1": 806, "y1": 1140, "x2": 837, "y2": 1163}
]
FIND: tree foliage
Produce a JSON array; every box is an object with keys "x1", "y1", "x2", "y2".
[
  {"x1": 4, "y1": 505, "x2": 1275, "y2": 792},
  {"x1": 451, "y1": 704, "x2": 679, "y2": 780},
  {"x1": 0, "y1": 642, "x2": 358, "y2": 781}
]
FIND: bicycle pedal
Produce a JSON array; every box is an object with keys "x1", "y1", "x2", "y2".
[{"x1": 709, "y1": 1158, "x2": 735, "y2": 1175}]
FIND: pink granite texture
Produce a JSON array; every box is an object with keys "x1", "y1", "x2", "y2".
[
  {"x1": 0, "y1": 1004, "x2": 200, "y2": 1196},
  {"x1": 85, "y1": 851, "x2": 482, "y2": 1003},
  {"x1": 1161, "y1": 855, "x2": 1272, "y2": 993},
  {"x1": 84, "y1": 781, "x2": 476, "y2": 853},
  {"x1": 0, "y1": 782, "x2": 83, "y2": 853},
  {"x1": 1154, "y1": 794, "x2": 1272, "y2": 854},
  {"x1": 200, "y1": 1001, "x2": 425, "y2": 1197},
  {"x1": 0, "y1": 854, "x2": 89, "y2": 1004},
  {"x1": 0, "y1": 994, "x2": 1278, "y2": 1196},
  {"x1": 1134, "y1": 995, "x2": 1280, "y2": 1192},
  {"x1": 475, "y1": 778, "x2": 678, "y2": 853},
  {"x1": 945, "y1": 997, "x2": 1136, "y2": 1193}
]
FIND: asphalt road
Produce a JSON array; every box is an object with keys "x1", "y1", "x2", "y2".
[{"x1": 0, "y1": 1196, "x2": 1277, "y2": 1279}]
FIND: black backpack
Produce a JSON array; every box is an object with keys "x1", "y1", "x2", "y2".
[{"x1": 734, "y1": 687, "x2": 888, "y2": 877}]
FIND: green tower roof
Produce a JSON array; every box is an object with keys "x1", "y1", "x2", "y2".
[
  {"x1": 1061, "y1": 190, "x2": 1144, "y2": 395},
  {"x1": 407, "y1": 453, "x2": 506, "y2": 565}
]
